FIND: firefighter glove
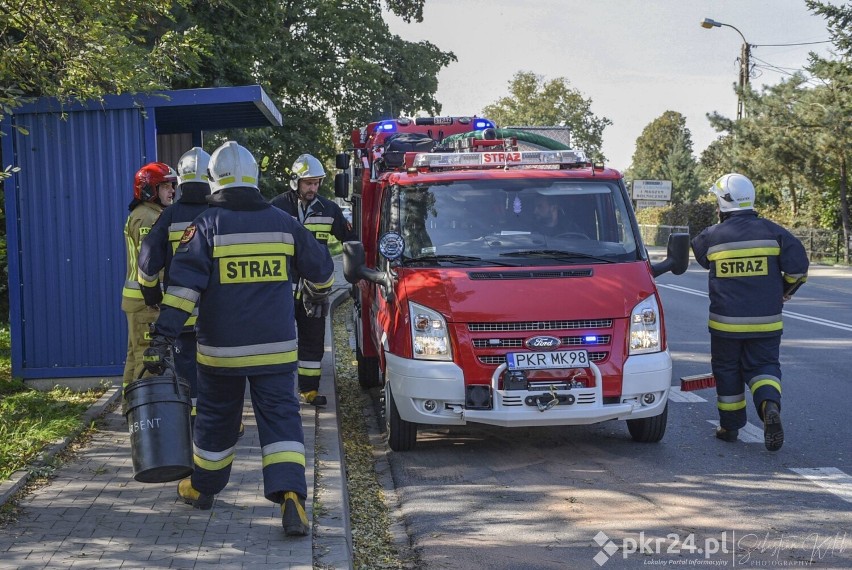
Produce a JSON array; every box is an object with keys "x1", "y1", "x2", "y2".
[
  {"x1": 303, "y1": 297, "x2": 329, "y2": 319},
  {"x1": 143, "y1": 334, "x2": 173, "y2": 375}
]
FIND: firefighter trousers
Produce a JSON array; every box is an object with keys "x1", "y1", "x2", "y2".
[
  {"x1": 174, "y1": 332, "x2": 198, "y2": 421},
  {"x1": 122, "y1": 305, "x2": 159, "y2": 389},
  {"x1": 190, "y1": 369, "x2": 306, "y2": 502},
  {"x1": 295, "y1": 300, "x2": 326, "y2": 394},
  {"x1": 710, "y1": 335, "x2": 782, "y2": 431}
]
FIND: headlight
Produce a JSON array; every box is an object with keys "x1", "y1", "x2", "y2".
[
  {"x1": 628, "y1": 295, "x2": 661, "y2": 355},
  {"x1": 409, "y1": 302, "x2": 452, "y2": 361}
]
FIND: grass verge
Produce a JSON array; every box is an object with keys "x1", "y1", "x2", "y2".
[
  {"x1": 0, "y1": 327, "x2": 108, "y2": 482},
  {"x1": 332, "y1": 301, "x2": 411, "y2": 569}
]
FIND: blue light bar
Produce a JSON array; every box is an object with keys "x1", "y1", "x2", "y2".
[
  {"x1": 473, "y1": 119, "x2": 496, "y2": 130},
  {"x1": 584, "y1": 336, "x2": 598, "y2": 343},
  {"x1": 376, "y1": 120, "x2": 398, "y2": 133}
]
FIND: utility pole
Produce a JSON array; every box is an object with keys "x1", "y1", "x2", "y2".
[{"x1": 702, "y1": 18, "x2": 751, "y2": 120}]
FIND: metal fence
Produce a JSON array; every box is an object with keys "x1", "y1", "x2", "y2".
[
  {"x1": 639, "y1": 224, "x2": 850, "y2": 264},
  {"x1": 791, "y1": 228, "x2": 851, "y2": 264}
]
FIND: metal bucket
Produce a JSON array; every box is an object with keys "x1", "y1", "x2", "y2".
[{"x1": 124, "y1": 367, "x2": 193, "y2": 483}]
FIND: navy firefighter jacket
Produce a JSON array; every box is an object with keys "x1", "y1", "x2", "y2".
[
  {"x1": 691, "y1": 210, "x2": 809, "y2": 339},
  {"x1": 137, "y1": 182, "x2": 209, "y2": 331},
  {"x1": 270, "y1": 191, "x2": 357, "y2": 247},
  {"x1": 154, "y1": 187, "x2": 334, "y2": 376}
]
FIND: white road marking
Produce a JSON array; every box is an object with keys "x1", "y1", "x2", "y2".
[
  {"x1": 668, "y1": 387, "x2": 707, "y2": 403},
  {"x1": 707, "y1": 420, "x2": 764, "y2": 443},
  {"x1": 657, "y1": 284, "x2": 852, "y2": 332},
  {"x1": 790, "y1": 467, "x2": 852, "y2": 504}
]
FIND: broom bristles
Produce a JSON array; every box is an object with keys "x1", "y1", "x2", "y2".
[{"x1": 680, "y1": 373, "x2": 716, "y2": 392}]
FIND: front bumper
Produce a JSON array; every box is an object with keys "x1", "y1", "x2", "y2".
[{"x1": 385, "y1": 350, "x2": 672, "y2": 428}]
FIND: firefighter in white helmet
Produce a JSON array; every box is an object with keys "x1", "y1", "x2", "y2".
[
  {"x1": 270, "y1": 153, "x2": 356, "y2": 407},
  {"x1": 137, "y1": 147, "x2": 211, "y2": 428},
  {"x1": 144, "y1": 141, "x2": 333, "y2": 536},
  {"x1": 691, "y1": 173, "x2": 809, "y2": 452}
]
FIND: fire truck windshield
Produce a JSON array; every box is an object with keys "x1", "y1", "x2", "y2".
[{"x1": 391, "y1": 179, "x2": 640, "y2": 265}]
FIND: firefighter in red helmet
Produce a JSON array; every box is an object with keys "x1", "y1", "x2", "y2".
[{"x1": 121, "y1": 162, "x2": 176, "y2": 388}]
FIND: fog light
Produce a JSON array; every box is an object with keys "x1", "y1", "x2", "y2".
[
  {"x1": 423, "y1": 399, "x2": 437, "y2": 412},
  {"x1": 642, "y1": 393, "x2": 656, "y2": 405}
]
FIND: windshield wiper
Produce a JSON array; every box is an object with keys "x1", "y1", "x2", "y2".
[
  {"x1": 402, "y1": 254, "x2": 514, "y2": 267},
  {"x1": 499, "y1": 249, "x2": 614, "y2": 263}
]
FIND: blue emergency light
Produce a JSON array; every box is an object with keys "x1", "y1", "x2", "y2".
[
  {"x1": 584, "y1": 335, "x2": 598, "y2": 344},
  {"x1": 376, "y1": 120, "x2": 397, "y2": 133},
  {"x1": 473, "y1": 119, "x2": 496, "y2": 130}
]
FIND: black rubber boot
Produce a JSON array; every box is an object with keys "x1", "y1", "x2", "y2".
[
  {"x1": 762, "y1": 401, "x2": 784, "y2": 451},
  {"x1": 715, "y1": 426, "x2": 738, "y2": 442}
]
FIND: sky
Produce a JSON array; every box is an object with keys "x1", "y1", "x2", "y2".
[{"x1": 383, "y1": 0, "x2": 836, "y2": 172}]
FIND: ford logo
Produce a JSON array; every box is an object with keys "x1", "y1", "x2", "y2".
[{"x1": 525, "y1": 336, "x2": 561, "y2": 350}]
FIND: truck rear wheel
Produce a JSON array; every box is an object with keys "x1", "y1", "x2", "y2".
[
  {"x1": 626, "y1": 403, "x2": 668, "y2": 443},
  {"x1": 385, "y1": 383, "x2": 417, "y2": 451},
  {"x1": 356, "y1": 347, "x2": 381, "y2": 389}
]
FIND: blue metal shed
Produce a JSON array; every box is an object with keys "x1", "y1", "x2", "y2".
[{"x1": 1, "y1": 86, "x2": 282, "y2": 379}]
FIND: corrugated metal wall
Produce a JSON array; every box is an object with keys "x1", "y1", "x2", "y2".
[
  {"x1": 8, "y1": 108, "x2": 147, "y2": 377},
  {"x1": 157, "y1": 133, "x2": 194, "y2": 172}
]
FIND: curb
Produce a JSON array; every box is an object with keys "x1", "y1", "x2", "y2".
[
  {"x1": 312, "y1": 286, "x2": 355, "y2": 569},
  {"x1": 0, "y1": 380, "x2": 122, "y2": 508}
]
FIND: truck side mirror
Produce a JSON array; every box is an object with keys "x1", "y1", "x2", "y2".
[
  {"x1": 342, "y1": 241, "x2": 395, "y2": 299},
  {"x1": 335, "y1": 152, "x2": 351, "y2": 170},
  {"x1": 651, "y1": 233, "x2": 690, "y2": 277},
  {"x1": 334, "y1": 172, "x2": 350, "y2": 198}
]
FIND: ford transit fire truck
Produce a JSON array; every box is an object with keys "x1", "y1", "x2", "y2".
[{"x1": 335, "y1": 116, "x2": 688, "y2": 451}]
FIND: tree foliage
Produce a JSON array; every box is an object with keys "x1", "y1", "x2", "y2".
[
  {"x1": 626, "y1": 111, "x2": 700, "y2": 204},
  {"x1": 0, "y1": 0, "x2": 211, "y2": 125},
  {"x1": 481, "y1": 71, "x2": 611, "y2": 161}
]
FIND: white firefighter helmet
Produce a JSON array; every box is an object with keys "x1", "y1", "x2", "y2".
[
  {"x1": 208, "y1": 141, "x2": 258, "y2": 193},
  {"x1": 177, "y1": 147, "x2": 211, "y2": 186},
  {"x1": 289, "y1": 153, "x2": 326, "y2": 191},
  {"x1": 710, "y1": 173, "x2": 755, "y2": 212}
]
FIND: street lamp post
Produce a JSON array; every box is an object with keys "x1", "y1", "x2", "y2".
[{"x1": 702, "y1": 17, "x2": 751, "y2": 120}]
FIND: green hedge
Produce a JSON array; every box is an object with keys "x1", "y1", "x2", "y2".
[{"x1": 635, "y1": 198, "x2": 717, "y2": 239}]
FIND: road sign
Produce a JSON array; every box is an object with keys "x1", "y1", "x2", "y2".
[{"x1": 633, "y1": 180, "x2": 672, "y2": 201}]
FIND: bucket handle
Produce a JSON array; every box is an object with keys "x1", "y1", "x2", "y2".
[{"x1": 137, "y1": 357, "x2": 183, "y2": 395}]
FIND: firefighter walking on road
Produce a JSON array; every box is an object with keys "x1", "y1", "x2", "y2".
[
  {"x1": 143, "y1": 141, "x2": 334, "y2": 536},
  {"x1": 137, "y1": 147, "x2": 211, "y2": 425},
  {"x1": 121, "y1": 162, "x2": 176, "y2": 389},
  {"x1": 691, "y1": 173, "x2": 809, "y2": 452},
  {"x1": 270, "y1": 154, "x2": 356, "y2": 407}
]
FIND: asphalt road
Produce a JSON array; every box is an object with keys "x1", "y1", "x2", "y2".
[{"x1": 368, "y1": 260, "x2": 852, "y2": 569}]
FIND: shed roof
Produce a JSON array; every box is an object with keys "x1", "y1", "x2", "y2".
[{"x1": 12, "y1": 84, "x2": 282, "y2": 133}]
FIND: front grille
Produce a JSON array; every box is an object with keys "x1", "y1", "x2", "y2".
[
  {"x1": 468, "y1": 319, "x2": 613, "y2": 332},
  {"x1": 472, "y1": 334, "x2": 611, "y2": 349},
  {"x1": 478, "y1": 352, "x2": 608, "y2": 365}
]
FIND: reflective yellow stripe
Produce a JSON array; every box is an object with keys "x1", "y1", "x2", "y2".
[
  {"x1": 750, "y1": 379, "x2": 781, "y2": 394},
  {"x1": 122, "y1": 287, "x2": 144, "y2": 299},
  {"x1": 138, "y1": 276, "x2": 159, "y2": 287},
  {"x1": 707, "y1": 246, "x2": 780, "y2": 261},
  {"x1": 708, "y1": 320, "x2": 783, "y2": 333},
  {"x1": 163, "y1": 292, "x2": 196, "y2": 313},
  {"x1": 298, "y1": 367, "x2": 322, "y2": 377},
  {"x1": 185, "y1": 315, "x2": 197, "y2": 326},
  {"x1": 197, "y1": 350, "x2": 297, "y2": 368},
  {"x1": 213, "y1": 243, "x2": 295, "y2": 257},
  {"x1": 193, "y1": 452, "x2": 235, "y2": 471},
  {"x1": 262, "y1": 450, "x2": 305, "y2": 468},
  {"x1": 717, "y1": 400, "x2": 747, "y2": 411}
]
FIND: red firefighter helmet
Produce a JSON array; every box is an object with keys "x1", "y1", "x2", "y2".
[{"x1": 134, "y1": 162, "x2": 177, "y2": 202}]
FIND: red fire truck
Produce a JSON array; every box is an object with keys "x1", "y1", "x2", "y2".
[{"x1": 335, "y1": 116, "x2": 688, "y2": 451}]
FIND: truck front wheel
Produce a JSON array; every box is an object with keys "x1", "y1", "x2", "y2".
[
  {"x1": 626, "y1": 403, "x2": 668, "y2": 443},
  {"x1": 385, "y1": 383, "x2": 417, "y2": 451}
]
